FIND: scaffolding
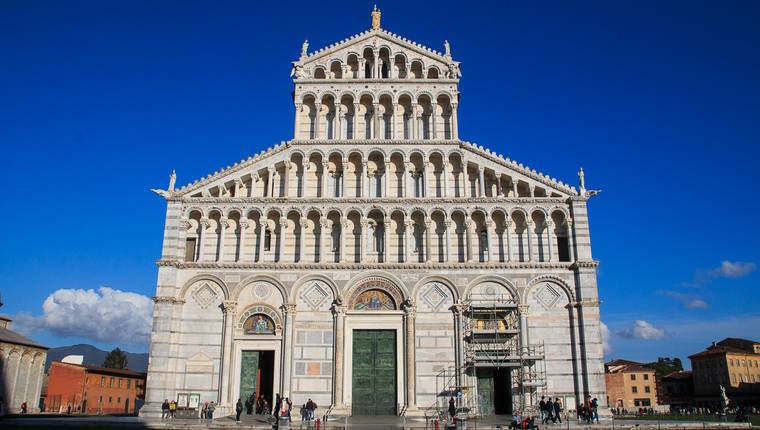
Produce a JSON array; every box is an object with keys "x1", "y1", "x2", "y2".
[{"x1": 424, "y1": 294, "x2": 547, "y2": 422}]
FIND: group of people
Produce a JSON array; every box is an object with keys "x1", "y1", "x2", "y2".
[
  {"x1": 299, "y1": 399, "x2": 319, "y2": 422},
  {"x1": 510, "y1": 412, "x2": 539, "y2": 430},
  {"x1": 577, "y1": 397, "x2": 599, "y2": 423},
  {"x1": 538, "y1": 396, "x2": 564, "y2": 424},
  {"x1": 160, "y1": 399, "x2": 177, "y2": 419}
]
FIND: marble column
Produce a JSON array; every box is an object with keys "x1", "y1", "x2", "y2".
[
  {"x1": 217, "y1": 218, "x2": 228, "y2": 262},
  {"x1": 178, "y1": 220, "x2": 190, "y2": 260},
  {"x1": 340, "y1": 220, "x2": 350, "y2": 263},
  {"x1": 512, "y1": 180, "x2": 518, "y2": 198},
  {"x1": 331, "y1": 303, "x2": 347, "y2": 409},
  {"x1": 478, "y1": 167, "x2": 486, "y2": 197},
  {"x1": 505, "y1": 219, "x2": 513, "y2": 262},
  {"x1": 353, "y1": 103, "x2": 360, "y2": 140},
  {"x1": 299, "y1": 217, "x2": 307, "y2": 263},
  {"x1": 465, "y1": 218, "x2": 474, "y2": 262},
  {"x1": 444, "y1": 221, "x2": 452, "y2": 263},
  {"x1": 404, "y1": 220, "x2": 413, "y2": 263},
  {"x1": 451, "y1": 304, "x2": 466, "y2": 387},
  {"x1": 546, "y1": 221, "x2": 554, "y2": 262},
  {"x1": 220, "y1": 300, "x2": 237, "y2": 407},
  {"x1": 314, "y1": 102, "x2": 322, "y2": 139},
  {"x1": 320, "y1": 217, "x2": 329, "y2": 263},
  {"x1": 402, "y1": 158, "x2": 409, "y2": 198},
  {"x1": 336, "y1": 105, "x2": 343, "y2": 140},
  {"x1": 566, "y1": 220, "x2": 576, "y2": 262},
  {"x1": 402, "y1": 302, "x2": 418, "y2": 411},
  {"x1": 424, "y1": 219, "x2": 432, "y2": 263},
  {"x1": 257, "y1": 221, "x2": 267, "y2": 263},
  {"x1": 198, "y1": 218, "x2": 209, "y2": 261},
  {"x1": 485, "y1": 219, "x2": 494, "y2": 263},
  {"x1": 301, "y1": 162, "x2": 309, "y2": 198},
  {"x1": 294, "y1": 103, "x2": 302, "y2": 139},
  {"x1": 526, "y1": 221, "x2": 534, "y2": 262},
  {"x1": 360, "y1": 161, "x2": 367, "y2": 198},
  {"x1": 372, "y1": 103, "x2": 380, "y2": 139},
  {"x1": 321, "y1": 162, "x2": 329, "y2": 198},
  {"x1": 381, "y1": 221, "x2": 388, "y2": 262},
  {"x1": 382, "y1": 161, "x2": 389, "y2": 197},
  {"x1": 360, "y1": 218, "x2": 367, "y2": 262},
  {"x1": 411, "y1": 103, "x2": 418, "y2": 139},
  {"x1": 431, "y1": 102, "x2": 438, "y2": 139},
  {"x1": 442, "y1": 159, "x2": 449, "y2": 197},
  {"x1": 280, "y1": 304, "x2": 297, "y2": 398},
  {"x1": 237, "y1": 220, "x2": 249, "y2": 262},
  {"x1": 275, "y1": 220, "x2": 286, "y2": 262},
  {"x1": 451, "y1": 103, "x2": 459, "y2": 140}
]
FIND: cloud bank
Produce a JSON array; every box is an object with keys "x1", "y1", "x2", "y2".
[
  {"x1": 685, "y1": 260, "x2": 756, "y2": 288},
  {"x1": 657, "y1": 290, "x2": 709, "y2": 309},
  {"x1": 600, "y1": 321, "x2": 612, "y2": 355},
  {"x1": 617, "y1": 320, "x2": 667, "y2": 340},
  {"x1": 15, "y1": 287, "x2": 153, "y2": 345}
]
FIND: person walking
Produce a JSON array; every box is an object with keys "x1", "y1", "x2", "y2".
[
  {"x1": 273, "y1": 393, "x2": 281, "y2": 420},
  {"x1": 449, "y1": 397, "x2": 457, "y2": 419},
  {"x1": 553, "y1": 398, "x2": 562, "y2": 424},
  {"x1": 161, "y1": 399, "x2": 169, "y2": 420},
  {"x1": 539, "y1": 397, "x2": 547, "y2": 424},
  {"x1": 306, "y1": 398, "x2": 317, "y2": 421},
  {"x1": 300, "y1": 404, "x2": 308, "y2": 422},
  {"x1": 281, "y1": 397, "x2": 291, "y2": 421},
  {"x1": 20, "y1": 401, "x2": 27, "y2": 414},
  {"x1": 207, "y1": 401, "x2": 216, "y2": 420},
  {"x1": 235, "y1": 398, "x2": 243, "y2": 422},
  {"x1": 591, "y1": 397, "x2": 599, "y2": 423}
]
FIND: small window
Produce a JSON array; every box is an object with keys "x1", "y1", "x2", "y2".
[
  {"x1": 110, "y1": 377, "x2": 115, "y2": 388},
  {"x1": 557, "y1": 236, "x2": 570, "y2": 261},
  {"x1": 632, "y1": 386, "x2": 638, "y2": 393},
  {"x1": 99, "y1": 396, "x2": 103, "y2": 403},
  {"x1": 630, "y1": 374, "x2": 636, "y2": 381},
  {"x1": 109, "y1": 396, "x2": 112, "y2": 403},
  {"x1": 118, "y1": 378, "x2": 123, "y2": 388},
  {"x1": 264, "y1": 229, "x2": 272, "y2": 251},
  {"x1": 645, "y1": 386, "x2": 651, "y2": 393},
  {"x1": 100, "y1": 377, "x2": 105, "y2": 387},
  {"x1": 117, "y1": 397, "x2": 121, "y2": 403},
  {"x1": 127, "y1": 379, "x2": 131, "y2": 389},
  {"x1": 644, "y1": 374, "x2": 649, "y2": 381},
  {"x1": 185, "y1": 238, "x2": 197, "y2": 262}
]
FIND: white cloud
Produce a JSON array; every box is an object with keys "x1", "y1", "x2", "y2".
[
  {"x1": 710, "y1": 261, "x2": 756, "y2": 279},
  {"x1": 685, "y1": 260, "x2": 756, "y2": 287},
  {"x1": 617, "y1": 320, "x2": 667, "y2": 340},
  {"x1": 600, "y1": 321, "x2": 612, "y2": 355},
  {"x1": 15, "y1": 287, "x2": 152, "y2": 345},
  {"x1": 657, "y1": 290, "x2": 709, "y2": 309}
]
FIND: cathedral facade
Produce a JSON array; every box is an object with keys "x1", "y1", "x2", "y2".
[{"x1": 143, "y1": 9, "x2": 606, "y2": 418}]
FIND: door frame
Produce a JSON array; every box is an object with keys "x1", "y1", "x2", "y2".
[
  {"x1": 231, "y1": 339, "x2": 281, "y2": 409},
  {"x1": 343, "y1": 311, "x2": 404, "y2": 415}
]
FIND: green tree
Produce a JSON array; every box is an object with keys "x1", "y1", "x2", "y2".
[
  {"x1": 102, "y1": 347, "x2": 128, "y2": 369},
  {"x1": 645, "y1": 356, "x2": 683, "y2": 375}
]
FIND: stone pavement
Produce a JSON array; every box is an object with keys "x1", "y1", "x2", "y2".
[{"x1": 0, "y1": 415, "x2": 753, "y2": 430}]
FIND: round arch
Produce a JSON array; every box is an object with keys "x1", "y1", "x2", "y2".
[
  {"x1": 464, "y1": 275, "x2": 518, "y2": 302},
  {"x1": 523, "y1": 275, "x2": 575, "y2": 305},
  {"x1": 178, "y1": 274, "x2": 230, "y2": 301},
  {"x1": 234, "y1": 274, "x2": 288, "y2": 302}
]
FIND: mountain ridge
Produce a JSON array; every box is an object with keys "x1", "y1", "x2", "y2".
[{"x1": 45, "y1": 344, "x2": 148, "y2": 373}]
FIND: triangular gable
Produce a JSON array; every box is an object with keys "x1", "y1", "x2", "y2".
[{"x1": 298, "y1": 28, "x2": 454, "y2": 68}]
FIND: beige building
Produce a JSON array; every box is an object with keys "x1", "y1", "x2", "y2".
[
  {"x1": 605, "y1": 360, "x2": 658, "y2": 411},
  {"x1": 142, "y1": 8, "x2": 607, "y2": 419},
  {"x1": 690, "y1": 338, "x2": 760, "y2": 408},
  {"x1": 0, "y1": 316, "x2": 48, "y2": 414}
]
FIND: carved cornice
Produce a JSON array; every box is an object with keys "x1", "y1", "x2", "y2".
[
  {"x1": 156, "y1": 259, "x2": 576, "y2": 271},
  {"x1": 569, "y1": 299, "x2": 601, "y2": 308},
  {"x1": 569, "y1": 260, "x2": 599, "y2": 269},
  {"x1": 181, "y1": 196, "x2": 567, "y2": 205},
  {"x1": 153, "y1": 296, "x2": 185, "y2": 304}
]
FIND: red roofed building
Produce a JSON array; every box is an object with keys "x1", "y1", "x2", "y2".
[{"x1": 45, "y1": 361, "x2": 146, "y2": 415}]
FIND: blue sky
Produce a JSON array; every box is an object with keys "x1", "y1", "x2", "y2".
[{"x1": 1, "y1": 1, "x2": 758, "y2": 363}]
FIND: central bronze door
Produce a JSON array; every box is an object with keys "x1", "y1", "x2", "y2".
[{"x1": 352, "y1": 329, "x2": 397, "y2": 415}]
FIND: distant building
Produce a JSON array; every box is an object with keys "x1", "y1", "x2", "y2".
[
  {"x1": 0, "y1": 315, "x2": 48, "y2": 414},
  {"x1": 605, "y1": 359, "x2": 659, "y2": 410},
  {"x1": 657, "y1": 370, "x2": 694, "y2": 410},
  {"x1": 46, "y1": 360, "x2": 146, "y2": 415},
  {"x1": 689, "y1": 338, "x2": 760, "y2": 408}
]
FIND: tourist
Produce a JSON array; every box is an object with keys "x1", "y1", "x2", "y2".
[
  {"x1": 306, "y1": 398, "x2": 317, "y2": 421},
  {"x1": 200, "y1": 402, "x2": 208, "y2": 420},
  {"x1": 246, "y1": 393, "x2": 254, "y2": 415},
  {"x1": 235, "y1": 398, "x2": 243, "y2": 422},
  {"x1": 591, "y1": 397, "x2": 599, "y2": 423},
  {"x1": 511, "y1": 410, "x2": 522, "y2": 430},
  {"x1": 282, "y1": 397, "x2": 291, "y2": 421},
  {"x1": 300, "y1": 404, "x2": 308, "y2": 422},
  {"x1": 262, "y1": 399, "x2": 270, "y2": 415},
  {"x1": 207, "y1": 401, "x2": 216, "y2": 420},
  {"x1": 20, "y1": 401, "x2": 27, "y2": 414},
  {"x1": 273, "y1": 393, "x2": 281, "y2": 419},
  {"x1": 539, "y1": 396, "x2": 547, "y2": 424},
  {"x1": 161, "y1": 399, "x2": 169, "y2": 419},
  {"x1": 449, "y1": 397, "x2": 456, "y2": 419},
  {"x1": 169, "y1": 400, "x2": 176, "y2": 419},
  {"x1": 553, "y1": 398, "x2": 562, "y2": 424}
]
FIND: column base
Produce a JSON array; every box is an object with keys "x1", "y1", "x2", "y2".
[
  {"x1": 138, "y1": 402, "x2": 163, "y2": 419},
  {"x1": 403, "y1": 405, "x2": 425, "y2": 417}
]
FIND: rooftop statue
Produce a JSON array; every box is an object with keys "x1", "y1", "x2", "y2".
[{"x1": 371, "y1": 5, "x2": 381, "y2": 30}]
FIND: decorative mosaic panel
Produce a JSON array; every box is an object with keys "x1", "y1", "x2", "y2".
[
  {"x1": 301, "y1": 282, "x2": 330, "y2": 310},
  {"x1": 534, "y1": 283, "x2": 561, "y2": 309},
  {"x1": 253, "y1": 281, "x2": 273, "y2": 300},
  {"x1": 421, "y1": 283, "x2": 448, "y2": 311},
  {"x1": 349, "y1": 277, "x2": 404, "y2": 310},
  {"x1": 192, "y1": 283, "x2": 218, "y2": 309}
]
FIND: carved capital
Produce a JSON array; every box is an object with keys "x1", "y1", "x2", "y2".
[
  {"x1": 331, "y1": 303, "x2": 347, "y2": 317},
  {"x1": 281, "y1": 303, "x2": 297, "y2": 316},
  {"x1": 517, "y1": 304, "x2": 530, "y2": 314},
  {"x1": 200, "y1": 218, "x2": 210, "y2": 229},
  {"x1": 239, "y1": 220, "x2": 250, "y2": 230},
  {"x1": 222, "y1": 300, "x2": 238, "y2": 314},
  {"x1": 179, "y1": 220, "x2": 191, "y2": 230},
  {"x1": 219, "y1": 217, "x2": 229, "y2": 228}
]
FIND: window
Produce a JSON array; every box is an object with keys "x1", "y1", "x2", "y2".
[
  {"x1": 127, "y1": 379, "x2": 131, "y2": 389},
  {"x1": 634, "y1": 398, "x2": 651, "y2": 407},
  {"x1": 630, "y1": 374, "x2": 636, "y2": 381},
  {"x1": 117, "y1": 397, "x2": 121, "y2": 403},
  {"x1": 99, "y1": 396, "x2": 103, "y2": 404},
  {"x1": 730, "y1": 359, "x2": 734, "y2": 366},
  {"x1": 557, "y1": 237, "x2": 570, "y2": 262},
  {"x1": 110, "y1": 377, "x2": 115, "y2": 388},
  {"x1": 264, "y1": 229, "x2": 271, "y2": 251},
  {"x1": 732, "y1": 374, "x2": 737, "y2": 384},
  {"x1": 109, "y1": 396, "x2": 112, "y2": 403},
  {"x1": 644, "y1": 374, "x2": 649, "y2": 381},
  {"x1": 645, "y1": 386, "x2": 651, "y2": 393},
  {"x1": 632, "y1": 386, "x2": 638, "y2": 393},
  {"x1": 185, "y1": 238, "x2": 197, "y2": 262},
  {"x1": 100, "y1": 377, "x2": 105, "y2": 387},
  {"x1": 118, "y1": 378, "x2": 123, "y2": 388}
]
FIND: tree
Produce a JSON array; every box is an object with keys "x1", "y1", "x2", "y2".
[
  {"x1": 645, "y1": 356, "x2": 683, "y2": 375},
  {"x1": 103, "y1": 347, "x2": 128, "y2": 369}
]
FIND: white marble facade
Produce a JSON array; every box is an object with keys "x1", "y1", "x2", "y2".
[{"x1": 142, "y1": 10, "x2": 606, "y2": 418}]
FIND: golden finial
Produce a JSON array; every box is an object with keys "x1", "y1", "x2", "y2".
[{"x1": 371, "y1": 5, "x2": 381, "y2": 30}]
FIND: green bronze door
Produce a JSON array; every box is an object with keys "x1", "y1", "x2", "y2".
[
  {"x1": 352, "y1": 330, "x2": 396, "y2": 415},
  {"x1": 477, "y1": 368, "x2": 495, "y2": 415},
  {"x1": 239, "y1": 351, "x2": 260, "y2": 400}
]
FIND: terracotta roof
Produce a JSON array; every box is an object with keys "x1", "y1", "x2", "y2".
[
  {"x1": 662, "y1": 370, "x2": 692, "y2": 380},
  {"x1": 0, "y1": 326, "x2": 48, "y2": 350},
  {"x1": 83, "y1": 364, "x2": 146, "y2": 378},
  {"x1": 605, "y1": 359, "x2": 654, "y2": 374},
  {"x1": 688, "y1": 345, "x2": 753, "y2": 359}
]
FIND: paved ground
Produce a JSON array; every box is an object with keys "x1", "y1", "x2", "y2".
[{"x1": 0, "y1": 415, "x2": 754, "y2": 430}]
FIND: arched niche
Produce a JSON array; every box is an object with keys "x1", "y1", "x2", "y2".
[
  {"x1": 237, "y1": 305, "x2": 283, "y2": 336},
  {"x1": 348, "y1": 277, "x2": 404, "y2": 311}
]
